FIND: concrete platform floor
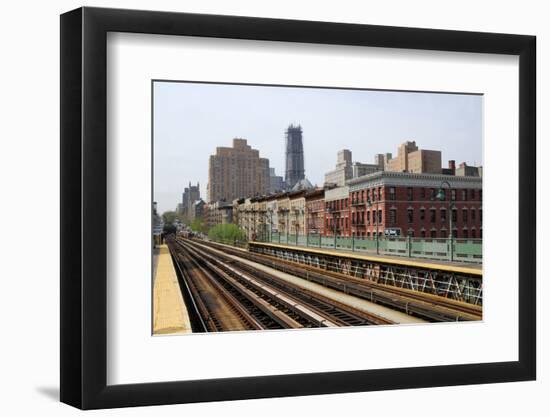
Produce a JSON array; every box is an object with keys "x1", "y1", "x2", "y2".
[{"x1": 153, "y1": 244, "x2": 192, "y2": 335}]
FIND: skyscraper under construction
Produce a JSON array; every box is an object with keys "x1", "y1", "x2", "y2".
[{"x1": 284, "y1": 124, "x2": 305, "y2": 190}]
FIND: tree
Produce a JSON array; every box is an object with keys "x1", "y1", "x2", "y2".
[
  {"x1": 208, "y1": 224, "x2": 246, "y2": 243},
  {"x1": 162, "y1": 211, "x2": 188, "y2": 226},
  {"x1": 162, "y1": 211, "x2": 177, "y2": 224},
  {"x1": 190, "y1": 218, "x2": 208, "y2": 234}
]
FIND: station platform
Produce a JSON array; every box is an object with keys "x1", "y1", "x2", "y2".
[
  {"x1": 153, "y1": 244, "x2": 192, "y2": 335},
  {"x1": 249, "y1": 241, "x2": 481, "y2": 276}
]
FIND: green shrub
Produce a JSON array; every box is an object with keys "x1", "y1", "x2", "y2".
[{"x1": 208, "y1": 224, "x2": 246, "y2": 243}]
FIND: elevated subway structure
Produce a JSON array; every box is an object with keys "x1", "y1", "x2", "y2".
[{"x1": 248, "y1": 241, "x2": 483, "y2": 306}]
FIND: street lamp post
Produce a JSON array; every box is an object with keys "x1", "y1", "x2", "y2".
[
  {"x1": 436, "y1": 180, "x2": 455, "y2": 261},
  {"x1": 366, "y1": 196, "x2": 379, "y2": 254}
]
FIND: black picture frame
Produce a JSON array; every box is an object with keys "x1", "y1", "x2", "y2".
[{"x1": 60, "y1": 6, "x2": 536, "y2": 410}]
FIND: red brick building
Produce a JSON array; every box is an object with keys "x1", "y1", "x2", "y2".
[
  {"x1": 323, "y1": 186, "x2": 351, "y2": 237},
  {"x1": 347, "y1": 171, "x2": 482, "y2": 239}
]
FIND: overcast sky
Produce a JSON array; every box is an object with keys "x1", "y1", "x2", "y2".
[{"x1": 153, "y1": 81, "x2": 482, "y2": 214}]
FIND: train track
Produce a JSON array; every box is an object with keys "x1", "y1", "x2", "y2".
[
  {"x1": 195, "y1": 239, "x2": 482, "y2": 322},
  {"x1": 170, "y1": 238, "x2": 394, "y2": 332},
  {"x1": 181, "y1": 239, "x2": 393, "y2": 326},
  {"x1": 169, "y1": 242, "x2": 268, "y2": 332}
]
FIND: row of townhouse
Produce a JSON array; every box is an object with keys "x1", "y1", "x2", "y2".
[{"x1": 206, "y1": 170, "x2": 482, "y2": 241}]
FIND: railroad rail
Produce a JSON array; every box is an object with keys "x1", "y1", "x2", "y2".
[
  {"x1": 171, "y1": 237, "x2": 395, "y2": 331},
  {"x1": 168, "y1": 241, "x2": 269, "y2": 332},
  {"x1": 197, "y1": 239, "x2": 482, "y2": 322}
]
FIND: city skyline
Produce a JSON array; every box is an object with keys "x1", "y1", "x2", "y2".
[{"x1": 154, "y1": 81, "x2": 483, "y2": 214}]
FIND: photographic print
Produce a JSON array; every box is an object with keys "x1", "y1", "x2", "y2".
[{"x1": 152, "y1": 81, "x2": 483, "y2": 335}]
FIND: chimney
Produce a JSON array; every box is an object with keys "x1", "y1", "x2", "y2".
[{"x1": 448, "y1": 160, "x2": 456, "y2": 175}]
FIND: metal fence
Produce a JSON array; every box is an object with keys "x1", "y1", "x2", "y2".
[{"x1": 266, "y1": 233, "x2": 482, "y2": 263}]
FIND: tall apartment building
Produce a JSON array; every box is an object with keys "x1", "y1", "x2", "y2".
[
  {"x1": 385, "y1": 141, "x2": 442, "y2": 174},
  {"x1": 207, "y1": 138, "x2": 270, "y2": 203},
  {"x1": 269, "y1": 167, "x2": 285, "y2": 193},
  {"x1": 325, "y1": 149, "x2": 384, "y2": 186},
  {"x1": 180, "y1": 182, "x2": 200, "y2": 217},
  {"x1": 285, "y1": 124, "x2": 305, "y2": 189}
]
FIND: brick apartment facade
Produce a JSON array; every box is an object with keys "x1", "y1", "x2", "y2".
[
  {"x1": 347, "y1": 171, "x2": 482, "y2": 239},
  {"x1": 324, "y1": 186, "x2": 351, "y2": 237},
  {"x1": 305, "y1": 189, "x2": 325, "y2": 235}
]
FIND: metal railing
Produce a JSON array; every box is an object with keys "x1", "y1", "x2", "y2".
[{"x1": 265, "y1": 233, "x2": 482, "y2": 264}]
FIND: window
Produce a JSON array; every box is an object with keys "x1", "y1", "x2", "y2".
[
  {"x1": 407, "y1": 208, "x2": 414, "y2": 223},
  {"x1": 430, "y1": 209, "x2": 436, "y2": 223},
  {"x1": 452, "y1": 229, "x2": 458, "y2": 238},
  {"x1": 462, "y1": 209, "x2": 468, "y2": 222},
  {"x1": 378, "y1": 209, "x2": 382, "y2": 224},
  {"x1": 407, "y1": 187, "x2": 413, "y2": 201},
  {"x1": 470, "y1": 189, "x2": 476, "y2": 199},
  {"x1": 441, "y1": 230, "x2": 447, "y2": 238},
  {"x1": 462, "y1": 189, "x2": 467, "y2": 201},
  {"x1": 471, "y1": 229, "x2": 476, "y2": 238},
  {"x1": 479, "y1": 209, "x2": 482, "y2": 222},
  {"x1": 479, "y1": 228, "x2": 482, "y2": 239},
  {"x1": 366, "y1": 211, "x2": 370, "y2": 224},
  {"x1": 389, "y1": 209, "x2": 397, "y2": 225},
  {"x1": 431, "y1": 230, "x2": 437, "y2": 238},
  {"x1": 471, "y1": 209, "x2": 476, "y2": 221},
  {"x1": 420, "y1": 188, "x2": 426, "y2": 199},
  {"x1": 421, "y1": 230, "x2": 426, "y2": 238},
  {"x1": 463, "y1": 229, "x2": 469, "y2": 239},
  {"x1": 440, "y1": 208, "x2": 446, "y2": 223},
  {"x1": 452, "y1": 209, "x2": 457, "y2": 222},
  {"x1": 430, "y1": 188, "x2": 436, "y2": 199},
  {"x1": 389, "y1": 187, "x2": 396, "y2": 200},
  {"x1": 420, "y1": 208, "x2": 425, "y2": 221},
  {"x1": 451, "y1": 189, "x2": 456, "y2": 201}
]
